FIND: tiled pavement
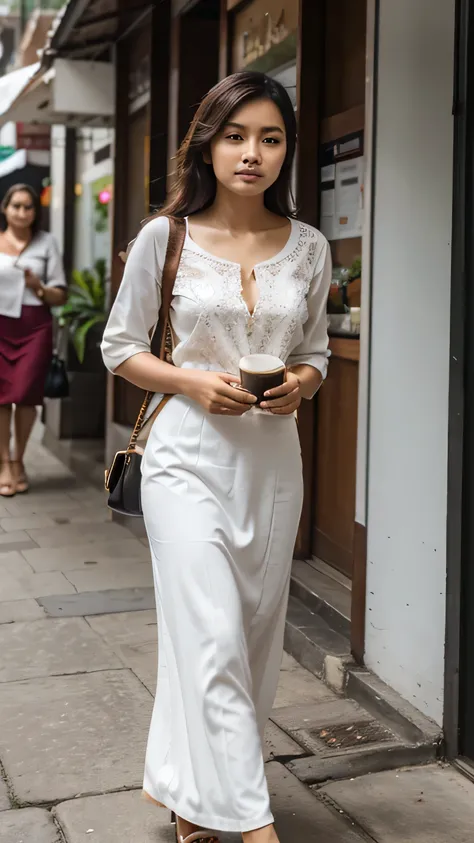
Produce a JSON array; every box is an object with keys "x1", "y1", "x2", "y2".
[{"x1": 0, "y1": 424, "x2": 473, "y2": 842}]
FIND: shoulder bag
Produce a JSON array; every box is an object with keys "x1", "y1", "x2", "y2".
[{"x1": 105, "y1": 216, "x2": 186, "y2": 516}]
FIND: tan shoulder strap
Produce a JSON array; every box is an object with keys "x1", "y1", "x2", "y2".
[
  {"x1": 128, "y1": 216, "x2": 186, "y2": 451},
  {"x1": 150, "y1": 216, "x2": 186, "y2": 359}
]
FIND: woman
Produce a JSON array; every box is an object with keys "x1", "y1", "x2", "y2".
[
  {"x1": 0, "y1": 184, "x2": 67, "y2": 497},
  {"x1": 102, "y1": 72, "x2": 332, "y2": 843}
]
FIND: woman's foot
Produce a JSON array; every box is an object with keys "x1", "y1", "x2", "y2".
[
  {"x1": 10, "y1": 461, "x2": 29, "y2": 494},
  {"x1": 0, "y1": 461, "x2": 15, "y2": 498},
  {"x1": 242, "y1": 825, "x2": 280, "y2": 843},
  {"x1": 174, "y1": 814, "x2": 219, "y2": 843}
]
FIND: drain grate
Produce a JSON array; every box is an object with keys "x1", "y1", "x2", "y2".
[{"x1": 314, "y1": 720, "x2": 393, "y2": 749}]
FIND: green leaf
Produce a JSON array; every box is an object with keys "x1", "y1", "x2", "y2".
[{"x1": 72, "y1": 315, "x2": 105, "y2": 363}]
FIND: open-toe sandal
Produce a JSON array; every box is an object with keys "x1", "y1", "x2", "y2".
[
  {"x1": 0, "y1": 462, "x2": 15, "y2": 498},
  {"x1": 10, "y1": 461, "x2": 29, "y2": 494},
  {"x1": 171, "y1": 811, "x2": 220, "y2": 843}
]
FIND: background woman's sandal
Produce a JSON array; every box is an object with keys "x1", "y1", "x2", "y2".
[
  {"x1": 0, "y1": 462, "x2": 15, "y2": 498},
  {"x1": 10, "y1": 461, "x2": 29, "y2": 494}
]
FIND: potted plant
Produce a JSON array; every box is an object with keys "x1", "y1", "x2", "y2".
[
  {"x1": 57, "y1": 259, "x2": 107, "y2": 371},
  {"x1": 47, "y1": 259, "x2": 108, "y2": 439}
]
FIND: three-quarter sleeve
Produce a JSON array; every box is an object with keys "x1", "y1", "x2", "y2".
[
  {"x1": 44, "y1": 234, "x2": 67, "y2": 288},
  {"x1": 287, "y1": 236, "x2": 332, "y2": 385},
  {"x1": 101, "y1": 216, "x2": 169, "y2": 373}
]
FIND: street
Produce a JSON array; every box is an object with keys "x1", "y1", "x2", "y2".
[{"x1": 0, "y1": 422, "x2": 471, "y2": 842}]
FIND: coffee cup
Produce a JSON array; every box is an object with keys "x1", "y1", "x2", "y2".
[{"x1": 239, "y1": 354, "x2": 286, "y2": 405}]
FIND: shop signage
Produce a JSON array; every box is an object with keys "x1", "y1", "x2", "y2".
[
  {"x1": 242, "y1": 10, "x2": 289, "y2": 67},
  {"x1": 232, "y1": 1, "x2": 298, "y2": 73}
]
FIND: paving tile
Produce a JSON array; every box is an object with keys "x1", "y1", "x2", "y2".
[
  {"x1": 272, "y1": 699, "x2": 373, "y2": 735},
  {"x1": 274, "y1": 652, "x2": 337, "y2": 708},
  {"x1": 0, "y1": 778, "x2": 9, "y2": 812},
  {"x1": 0, "y1": 808, "x2": 61, "y2": 842},
  {"x1": 48, "y1": 509, "x2": 111, "y2": 525},
  {"x1": 0, "y1": 551, "x2": 34, "y2": 575},
  {"x1": 264, "y1": 720, "x2": 307, "y2": 762},
  {"x1": 0, "y1": 670, "x2": 152, "y2": 804},
  {"x1": 0, "y1": 515, "x2": 56, "y2": 532},
  {"x1": 0, "y1": 567, "x2": 76, "y2": 602},
  {"x1": 66, "y1": 488, "x2": 109, "y2": 504},
  {"x1": 0, "y1": 617, "x2": 121, "y2": 682},
  {"x1": 86, "y1": 611, "x2": 157, "y2": 692},
  {"x1": 0, "y1": 598, "x2": 47, "y2": 624},
  {"x1": 24, "y1": 539, "x2": 149, "y2": 572},
  {"x1": 321, "y1": 765, "x2": 474, "y2": 843},
  {"x1": 0, "y1": 532, "x2": 38, "y2": 553},
  {"x1": 38, "y1": 587, "x2": 156, "y2": 618},
  {"x1": 26, "y1": 522, "x2": 132, "y2": 548},
  {"x1": 2, "y1": 495, "x2": 91, "y2": 517},
  {"x1": 54, "y1": 790, "x2": 174, "y2": 843},
  {"x1": 265, "y1": 762, "x2": 363, "y2": 843},
  {"x1": 64, "y1": 563, "x2": 153, "y2": 592}
]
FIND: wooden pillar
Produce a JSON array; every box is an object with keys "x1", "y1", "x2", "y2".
[
  {"x1": 219, "y1": 0, "x2": 229, "y2": 79},
  {"x1": 149, "y1": 0, "x2": 172, "y2": 210},
  {"x1": 110, "y1": 40, "x2": 129, "y2": 298},
  {"x1": 294, "y1": 0, "x2": 325, "y2": 558},
  {"x1": 63, "y1": 127, "x2": 77, "y2": 282}
]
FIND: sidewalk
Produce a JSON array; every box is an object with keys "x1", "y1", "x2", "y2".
[{"x1": 0, "y1": 424, "x2": 473, "y2": 842}]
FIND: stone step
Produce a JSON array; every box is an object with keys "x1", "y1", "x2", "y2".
[
  {"x1": 284, "y1": 594, "x2": 351, "y2": 690},
  {"x1": 290, "y1": 559, "x2": 351, "y2": 639}
]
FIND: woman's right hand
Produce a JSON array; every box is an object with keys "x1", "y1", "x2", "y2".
[{"x1": 183, "y1": 371, "x2": 257, "y2": 415}]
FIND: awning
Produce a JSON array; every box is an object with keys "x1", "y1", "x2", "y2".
[
  {"x1": 0, "y1": 63, "x2": 41, "y2": 120},
  {"x1": 0, "y1": 148, "x2": 50, "y2": 179},
  {"x1": 0, "y1": 59, "x2": 115, "y2": 128}
]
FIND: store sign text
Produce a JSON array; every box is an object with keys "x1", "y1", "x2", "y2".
[{"x1": 241, "y1": 10, "x2": 289, "y2": 66}]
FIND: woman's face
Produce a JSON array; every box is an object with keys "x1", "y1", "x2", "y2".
[
  {"x1": 209, "y1": 97, "x2": 288, "y2": 199},
  {"x1": 4, "y1": 190, "x2": 36, "y2": 231}
]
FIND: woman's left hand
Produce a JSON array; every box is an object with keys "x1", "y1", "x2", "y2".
[
  {"x1": 260, "y1": 371, "x2": 301, "y2": 414},
  {"x1": 24, "y1": 268, "x2": 42, "y2": 291}
]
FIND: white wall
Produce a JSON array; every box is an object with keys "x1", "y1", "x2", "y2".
[
  {"x1": 365, "y1": 0, "x2": 455, "y2": 725},
  {"x1": 50, "y1": 125, "x2": 66, "y2": 253},
  {"x1": 74, "y1": 128, "x2": 113, "y2": 273}
]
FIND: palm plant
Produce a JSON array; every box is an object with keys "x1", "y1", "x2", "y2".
[{"x1": 58, "y1": 259, "x2": 107, "y2": 364}]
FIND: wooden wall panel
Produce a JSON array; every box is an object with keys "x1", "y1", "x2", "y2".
[
  {"x1": 324, "y1": 0, "x2": 367, "y2": 118},
  {"x1": 313, "y1": 349, "x2": 359, "y2": 577}
]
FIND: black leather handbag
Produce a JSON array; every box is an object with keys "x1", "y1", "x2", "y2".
[
  {"x1": 44, "y1": 352, "x2": 69, "y2": 399},
  {"x1": 105, "y1": 216, "x2": 186, "y2": 516}
]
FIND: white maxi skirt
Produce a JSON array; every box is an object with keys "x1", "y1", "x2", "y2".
[{"x1": 141, "y1": 395, "x2": 304, "y2": 833}]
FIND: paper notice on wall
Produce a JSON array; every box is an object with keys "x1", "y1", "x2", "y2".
[{"x1": 333, "y1": 157, "x2": 364, "y2": 240}]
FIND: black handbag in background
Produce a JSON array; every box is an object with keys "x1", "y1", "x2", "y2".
[
  {"x1": 44, "y1": 352, "x2": 69, "y2": 399},
  {"x1": 104, "y1": 216, "x2": 186, "y2": 517}
]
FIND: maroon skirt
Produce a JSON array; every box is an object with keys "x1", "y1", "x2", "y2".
[{"x1": 0, "y1": 305, "x2": 53, "y2": 406}]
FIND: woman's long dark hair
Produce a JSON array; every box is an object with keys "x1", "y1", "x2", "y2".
[
  {"x1": 0, "y1": 183, "x2": 41, "y2": 234},
  {"x1": 159, "y1": 71, "x2": 297, "y2": 220}
]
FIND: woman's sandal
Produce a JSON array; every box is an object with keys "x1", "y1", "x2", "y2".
[
  {"x1": 0, "y1": 462, "x2": 15, "y2": 498},
  {"x1": 171, "y1": 811, "x2": 220, "y2": 843},
  {"x1": 10, "y1": 461, "x2": 29, "y2": 495}
]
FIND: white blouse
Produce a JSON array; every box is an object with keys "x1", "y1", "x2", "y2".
[
  {"x1": 101, "y1": 216, "x2": 332, "y2": 404},
  {"x1": 0, "y1": 231, "x2": 67, "y2": 317}
]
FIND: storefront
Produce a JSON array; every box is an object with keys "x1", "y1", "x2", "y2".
[{"x1": 102, "y1": 0, "x2": 371, "y2": 660}]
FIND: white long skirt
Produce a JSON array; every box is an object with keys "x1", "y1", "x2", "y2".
[{"x1": 141, "y1": 395, "x2": 303, "y2": 833}]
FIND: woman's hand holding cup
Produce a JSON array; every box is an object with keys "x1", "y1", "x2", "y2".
[{"x1": 259, "y1": 371, "x2": 301, "y2": 414}]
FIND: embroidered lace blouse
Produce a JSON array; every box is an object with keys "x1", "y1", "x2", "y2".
[{"x1": 101, "y1": 215, "x2": 332, "y2": 405}]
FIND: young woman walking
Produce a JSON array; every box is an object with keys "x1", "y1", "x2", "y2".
[
  {"x1": 0, "y1": 184, "x2": 67, "y2": 497},
  {"x1": 102, "y1": 71, "x2": 332, "y2": 843}
]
